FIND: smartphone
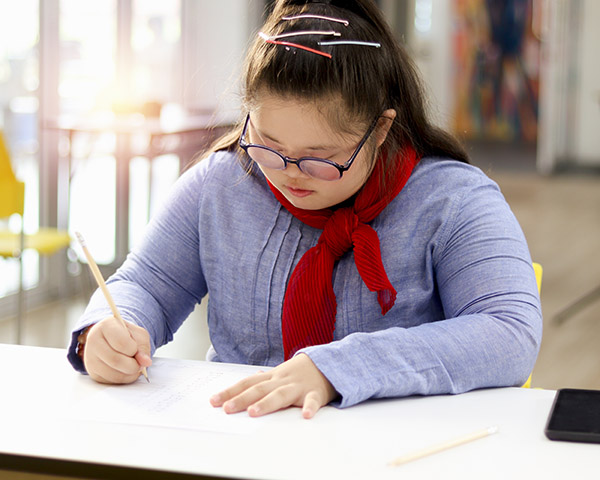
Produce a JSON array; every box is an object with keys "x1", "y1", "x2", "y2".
[{"x1": 545, "y1": 388, "x2": 600, "y2": 443}]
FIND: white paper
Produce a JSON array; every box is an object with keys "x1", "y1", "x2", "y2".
[{"x1": 71, "y1": 358, "x2": 269, "y2": 434}]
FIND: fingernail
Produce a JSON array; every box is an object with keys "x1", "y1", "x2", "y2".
[
  {"x1": 210, "y1": 394, "x2": 221, "y2": 405},
  {"x1": 136, "y1": 352, "x2": 152, "y2": 366},
  {"x1": 223, "y1": 400, "x2": 235, "y2": 413},
  {"x1": 248, "y1": 405, "x2": 260, "y2": 416}
]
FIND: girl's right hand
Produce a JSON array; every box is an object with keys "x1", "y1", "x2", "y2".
[{"x1": 83, "y1": 316, "x2": 152, "y2": 384}]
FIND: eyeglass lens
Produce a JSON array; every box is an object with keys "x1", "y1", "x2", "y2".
[{"x1": 245, "y1": 146, "x2": 342, "y2": 181}]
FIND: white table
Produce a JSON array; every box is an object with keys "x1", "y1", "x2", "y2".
[{"x1": 0, "y1": 344, "x2": 597, "y2": 480}]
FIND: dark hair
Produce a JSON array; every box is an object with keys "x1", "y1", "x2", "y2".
[{"x1": 196, "y1": 0, "x2": 469, "y2": 179}]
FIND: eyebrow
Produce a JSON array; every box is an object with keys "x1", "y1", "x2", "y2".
[{"x1": 253, "y1": 124, "x2": 339, "y2": 152}]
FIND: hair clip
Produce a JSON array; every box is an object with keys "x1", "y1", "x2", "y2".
[
  {"x1": 318, "y1": 40, "x2": 381, "y2": 48},
  {"x1": 258, "y1": 32, "x2": 332, "y2": 59},
  {"x1": 267, "y1": 30, "x2": 341, "y2": 40},
  {"x1": 282, "y1": 14, "x2": 349, "y2": 26}
]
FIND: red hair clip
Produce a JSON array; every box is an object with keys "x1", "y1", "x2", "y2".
[{"x1": 258, "y1": 32, "x2": 332, "y2": 59}]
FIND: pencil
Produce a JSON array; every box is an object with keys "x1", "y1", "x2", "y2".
[
  {"x1": 388, "y1": 425, "x2": 498, "y2": 466},
  {"x1": 76, "y1": 231, "x2": 149, "y2": 383}
]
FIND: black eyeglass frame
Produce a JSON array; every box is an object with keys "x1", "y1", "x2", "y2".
[{"x1": 238, "y1": 113, "x2": 379, "y2": 181}]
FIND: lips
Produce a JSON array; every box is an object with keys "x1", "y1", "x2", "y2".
[{"x1": 286, "y1": 185, "x2": 314, "y2": 198}]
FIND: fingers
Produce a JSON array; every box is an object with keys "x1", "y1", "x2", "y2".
[
  {"x1": 210, "y1": 354, "x2": 338, "y2": 419},
  {"x1": 87, "y1": 354, "x2": 141, "y2": 384},
  {"x1": 129, "y1": 324, "x2": 152, "y2": 367},
  {"x1": 209, "y1": 371, "x2": 266, "y2": 408},
  {"x1": 219, "y1": 377, "x2": 323, "y2": 418},
  {"x1": 302, "y1": 391, "x2": 321, "y2": 419},
  {"x1": 101, "y1": 319, "x2": 139, "y2": 357},
  {"x1": 83, "y1": 317, "x2": 152, "y2": 384},
  {"x1": 246, "y1": 384, "x2": 299, "y2": 417},
  {"x1": 134, "y1": 351, "x2": 153, "y2": 367},
  {"x1": 226, "y1": 381, "x2": 297, "y2": 417},
  {"x1": 129, "y1": 323, "x2": 152, "y2": 358}
]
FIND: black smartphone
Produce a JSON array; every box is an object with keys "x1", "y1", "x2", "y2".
[{"x1": 545, "y1": 388, "x2": 600, "y2": 443}]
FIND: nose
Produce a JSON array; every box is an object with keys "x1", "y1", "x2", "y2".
[{"x1": 282, "y1": 159, "x2": 310, "y2": 179}]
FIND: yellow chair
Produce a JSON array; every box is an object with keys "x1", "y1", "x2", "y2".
[
  {"x1": 0, "y1": 131, "x2": 72, "y2": 344},
  {"x1": 522, "y1": 262, "x2": 543, "y2": 388},
  {"x1": 533, "y1": 262, "x2": 543, "y2": 296}
]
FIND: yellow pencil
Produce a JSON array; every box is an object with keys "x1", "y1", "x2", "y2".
[
  {"x1": 389, "y1": 425, "x2": 498, "y2": 466},
  {"x1": 76, "y1": 231, "x2": 149, "y2": 383}
]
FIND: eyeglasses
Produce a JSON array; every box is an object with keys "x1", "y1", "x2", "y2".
[{"x1": 239, "y1": 113, "x2": 378, "y2": 181}]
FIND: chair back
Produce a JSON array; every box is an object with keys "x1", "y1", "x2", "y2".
[
  {"x1": 522, "y1": 262, "x2": 543, "y2": 389},
  {"x1": 533, "y1": 262, "x2": 543, "y2": 293},
  {"x1": 0, "y1": 131, "x2": 26, "y2": 218}
]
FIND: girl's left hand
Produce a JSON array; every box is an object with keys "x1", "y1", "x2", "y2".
[{"x1": 209, "y1": 353, "x2": 338, "y2": 419}]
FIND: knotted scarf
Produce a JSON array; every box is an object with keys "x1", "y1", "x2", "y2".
[{"x1": 266, "y1": 146, "x2": 420, "y2": 360}]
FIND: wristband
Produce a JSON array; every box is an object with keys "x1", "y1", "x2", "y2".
[{"x1": 76, "y1": 325, "x2": 94, "y2": 361}]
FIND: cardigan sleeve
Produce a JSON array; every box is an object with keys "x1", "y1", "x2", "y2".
[
  {"x1": 299, "y1": 174, "x2": 543, "y2": 408},
  {"x1": 67, "y1": 162, "x2": 208, "y2": 373}
]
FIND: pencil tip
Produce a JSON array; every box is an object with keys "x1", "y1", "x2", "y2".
[{"x1": 75, "y1": 231, "x2": 86, "y2": 247}]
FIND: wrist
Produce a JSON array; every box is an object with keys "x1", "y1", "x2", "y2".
[{"x1": 76, "y1": 324, "x2": 95, "y2": 362}]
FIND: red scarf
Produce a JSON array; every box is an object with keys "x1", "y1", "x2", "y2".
[{"x1": 267, "y1": 146, "x2": 420, "y2": 360}]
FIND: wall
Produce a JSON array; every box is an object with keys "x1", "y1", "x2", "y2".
[
  {"x1": 573, "y1": 0, "x2": 600, "y2": 165},
  {"x1": 407, "y1": 0, "x2": 454, "y2": 130},
  {"x1": 181, "y1": 0, "x2": 263, "y2": 121}
]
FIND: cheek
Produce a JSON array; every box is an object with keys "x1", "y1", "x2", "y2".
[
  {"x1": 343, "y1": 153, "x2": 375, "y2": 191},
  {"x1": 359, "y1": 145, "x2": 378, "y2": 178},
  {"x1": 256, "y1": 164, "x2": 279, "y2": 183},
  {"x1": 321, "y1": 171, "x2": 369, "y2": 206}
]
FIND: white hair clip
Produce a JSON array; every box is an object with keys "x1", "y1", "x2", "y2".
[
  {"x1": 282, "y1": 14, "x2": 349, "y2": 26},
  {"x1": 318, "y1": 40, "x2": 381, "y2": 48},
  {"x1": 266, "y1": 30, "x2": 342, "y2": 40}
]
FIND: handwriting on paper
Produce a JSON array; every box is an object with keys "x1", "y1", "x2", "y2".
[{"x1": 72, "y1": 358, "x2": 268, "y2": 434}]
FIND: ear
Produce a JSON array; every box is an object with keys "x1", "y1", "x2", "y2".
[{"x1": 374, "y1": 109, "x2": 396, "y2": 148}]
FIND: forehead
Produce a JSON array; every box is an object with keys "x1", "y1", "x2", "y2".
[{"x1": 250, "y1": 92, "x2": 364, "y2": 144}]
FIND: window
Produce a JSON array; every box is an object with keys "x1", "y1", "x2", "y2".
[{"x1": 0, "y1": 0, "x2": 40, "y2": 298}]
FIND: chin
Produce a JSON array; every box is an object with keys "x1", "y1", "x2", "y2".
[{"x1": 286, "y1": 195, "x2": 328, "y2": 211}]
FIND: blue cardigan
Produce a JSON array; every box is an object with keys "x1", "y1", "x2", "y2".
[{"x1": 68, "y1": 151, "x2": 542, "y2": 408}]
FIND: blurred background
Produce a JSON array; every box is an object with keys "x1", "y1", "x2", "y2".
[{"x1": 0, "y1": 0, "x2": 598, "y2": 390}]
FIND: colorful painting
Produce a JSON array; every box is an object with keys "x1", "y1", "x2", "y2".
[{"x1": 452, "y1": 0, "x2": 541, "y2": 142}]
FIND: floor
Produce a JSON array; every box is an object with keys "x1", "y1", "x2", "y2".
[{"x1": 1, "y1": 143, "x2": 599, "y2": 391}]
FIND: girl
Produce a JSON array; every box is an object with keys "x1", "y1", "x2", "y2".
[{"x1": 68, "y1": 0, "x2": 542, "y2": 419}]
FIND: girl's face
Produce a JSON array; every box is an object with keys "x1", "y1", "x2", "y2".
[{"x1": 248, "y1": 95, "x2": 385, "y2": 210}]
